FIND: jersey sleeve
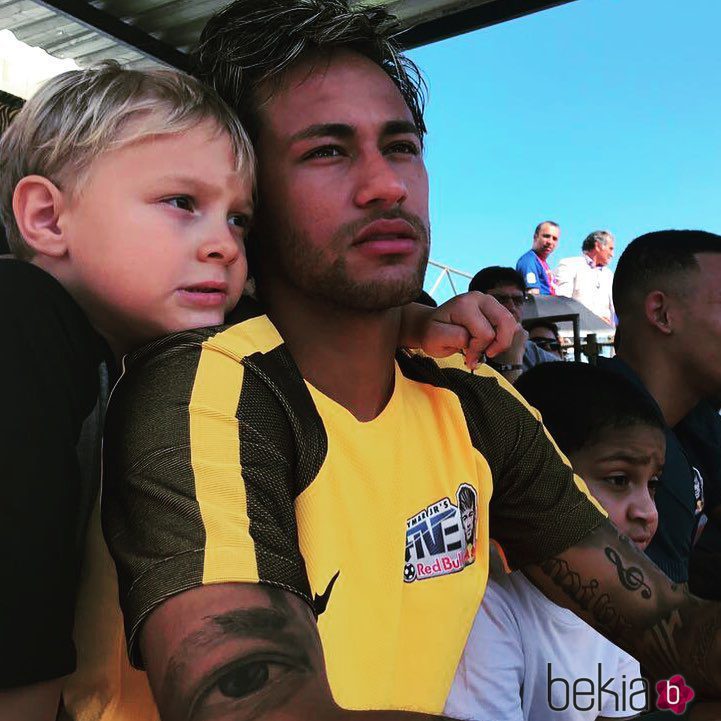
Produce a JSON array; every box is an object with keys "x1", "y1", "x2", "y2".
[
  {"x1": 0, "y1": 272, "x2": 101, "y2": 687},
  {"x1": 448, "y1": 365, "x2": 606, "y2": 570},
  {"x1": 102, "y1": 331, "x2": 314, "y2": 667},
  {"x1": 516, "y1": 253, "x2": 542, "y2": 292},
  {"x1": 444, "y1": 578, "x2": 525, "y2": 721}
]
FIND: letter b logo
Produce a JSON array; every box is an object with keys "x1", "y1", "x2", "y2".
[{"x1": 547, "y1": 663, "x2": 570, "y2": 711}]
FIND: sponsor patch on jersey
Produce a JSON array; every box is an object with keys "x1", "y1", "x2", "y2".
[
  {"x1": 526, "y1": 271, "x2": 537, "y2": 284},
  {"x1": 692, "y1": 466, "x2": 704, "y2": 515},
  {"x1": 404, "y1": 484, "x2": 477, "y2": 583}
]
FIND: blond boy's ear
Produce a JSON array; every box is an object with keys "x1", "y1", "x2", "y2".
[{"x1": 12, "y1": 175, "x2": 68, "y2": 258}]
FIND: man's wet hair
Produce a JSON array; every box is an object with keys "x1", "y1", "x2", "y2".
[
  {"x1": 515, "y1": 362, "x2": 664, "y2": 456},
  {"x1": 194, "y1": 0, "x2": 426, "y2": 143},
  {"x1": 469, "y1": 266, "x2": 526, "y2": 294},
  {"x1": 613, "y1": 230, "x2": 721, "y2": 318}
]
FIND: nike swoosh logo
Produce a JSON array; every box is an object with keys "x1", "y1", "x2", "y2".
[{"x1": 313, "y1": 570, "x2": 340, "y2": 616}]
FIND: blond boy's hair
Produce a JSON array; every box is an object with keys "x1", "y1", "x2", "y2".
[{"x1": 0, "y1": 61, "x2": 255, "y2": 260}]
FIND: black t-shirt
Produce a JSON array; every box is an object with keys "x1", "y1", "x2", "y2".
[
  {"x1": 0, "y1": 259, "x2": 113, "y2": 688},
  {"x1": 600, "y1": 357, "x2": 702, "y2": 583}
]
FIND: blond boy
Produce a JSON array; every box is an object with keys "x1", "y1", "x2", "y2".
[{"x1": 0, "y1": 61, "x2": 254, "y2": 721}]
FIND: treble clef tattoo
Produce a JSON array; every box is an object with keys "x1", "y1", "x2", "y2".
[{"x1": 605, "y1": 547, "x2": 652, "y2": 599}]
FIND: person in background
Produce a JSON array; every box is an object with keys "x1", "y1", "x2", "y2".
[
  {"x1": 515, "y1": 220, "x2": 560, "y2": 295},
  {"x1": 469, "y1": 266, "x2": 560, "y2": 383},
  {"x1": 446, "y1": 362, "x2": 663, "y2": 721},
  {"x1": 602, "y1": 230, "x2": 721, "y2": 584},
  {"x1": 556, "y1": 230, "x2": 615, "y2": 326},
  {"x1": 526, "y1": 319, "x2": 564, "y2": 360}
]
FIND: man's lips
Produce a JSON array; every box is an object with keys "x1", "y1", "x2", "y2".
[
  {"x1": 177, "y1": 281, "x2": 229, "y2": 308},
  {"x1": 352, "y1": 218, "x2": 420, "y2": 256}
]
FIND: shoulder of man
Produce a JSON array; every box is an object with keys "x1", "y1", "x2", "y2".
[{"x1": 555, "y1": 255, "x2": 585, "y2": 270}]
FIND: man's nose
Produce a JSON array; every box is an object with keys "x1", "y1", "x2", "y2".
[{"x1": 354, "y1": 153, "x2": 408, "y2": 208}]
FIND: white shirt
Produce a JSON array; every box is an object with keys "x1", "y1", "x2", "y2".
[
  {"x1": 555, "y1": 254, "x2": 614, "y2": 325},
  {"x1": 444, "y1": 571, "x2": 641, "y2": 721}
]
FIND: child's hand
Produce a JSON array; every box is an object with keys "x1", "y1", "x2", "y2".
[{"x1": 406, "y1": 292, "x2": 516, "y2": 370}]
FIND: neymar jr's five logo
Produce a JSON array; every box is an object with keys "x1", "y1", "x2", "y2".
[{"x1": 404, "y1": 484, "x2": 477, "y2": 583}]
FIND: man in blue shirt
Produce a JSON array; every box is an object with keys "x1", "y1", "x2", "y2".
[{"x1": 516, "y1": 220, "x2": 560, "y2": 295}]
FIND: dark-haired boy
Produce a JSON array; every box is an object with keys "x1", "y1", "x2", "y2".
[{"x1": 447, "y1": 362, "x2": 664, "y2": 721}]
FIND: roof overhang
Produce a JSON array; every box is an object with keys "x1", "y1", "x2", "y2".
[{"x1": 3, "y1": 0, "x2": 577, "y2": 71}]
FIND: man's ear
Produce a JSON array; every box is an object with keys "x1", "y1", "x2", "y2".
[
  {"x1": 644, "y1": 290, "x2": 673, "y2": 335},
  {"x1": 12, "y1": 175, "x2": 68, "y2": 258}
]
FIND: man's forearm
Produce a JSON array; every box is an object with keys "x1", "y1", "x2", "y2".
[{"x1": 523, "y1": 519, "x2": 721, "y2": 696}]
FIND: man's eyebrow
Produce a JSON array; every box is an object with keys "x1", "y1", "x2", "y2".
[
  {"x1": 289, "y1": 123, "x2": 354, "y2": 143},
  {"x1": 161, "y1": 607, "x2": 291, "y2": 705},
  {"x1": 382, "y1": 119, "x2": 421, "y2": 138},
  {"x1": 289, "y1": 119, "x2": 420, "y2": 144}
]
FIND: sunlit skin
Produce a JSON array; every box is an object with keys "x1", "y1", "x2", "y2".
[
  {"x1": 37, "y1": 119, "x2": 252, "y2": 356},
  {"x1": 570, "y1": 425, "x2": 664, "y2": 551},
  {"x1": 531, "y1": 222, "x2": 560, "y2": 261},
  {"x1": 591, "y1": 238, "x2": 615, "y2": 267},
  {"x1": 253, "y1": 50, "x2": 430, "y2": 313}
]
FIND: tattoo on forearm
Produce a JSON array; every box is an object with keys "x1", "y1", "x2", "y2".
[
  {"x1": 604, "y1": 547, "x2": 652, "y2": 599},
  {"x1": 539, "y1": 556, "x2": 631, "y2": 637},
  {"x1": 643, "y1": 609, "x2": 683, "y2": 673},
  {"x1": 687, "y1": 603, "x2": 721, "y2": 690}
]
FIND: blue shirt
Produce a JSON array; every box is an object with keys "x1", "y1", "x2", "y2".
[{"x1": 516, "y1": 250, "x2": 553, "y2": 295}]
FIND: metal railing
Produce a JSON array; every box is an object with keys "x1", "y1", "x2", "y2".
[{"x1": 426, "y1": 259, "x2": 473, "y2": 298}]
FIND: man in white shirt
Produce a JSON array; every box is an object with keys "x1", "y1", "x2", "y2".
[{"x1": 555, "y1": 230, "x2": 615, "y2": 326}]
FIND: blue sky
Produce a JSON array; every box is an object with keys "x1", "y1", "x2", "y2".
[{"x1": 408, "y1": 0, "x2": 721, "y2": 301}]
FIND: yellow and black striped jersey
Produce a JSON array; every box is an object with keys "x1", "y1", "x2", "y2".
[{"x1": 104, "y1": 299, "x2": 605, "y2": 715}]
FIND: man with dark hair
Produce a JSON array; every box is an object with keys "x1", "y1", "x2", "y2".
[
  {"x1": 103, "y1": 6, "x2": 721, "y2": 719},
  {"x1": 556, "y1": 230, "x2": 615, "y2": 325},
  {"x1": 603, "y1": 229, "x2": 721, "y2": 585},
  {"x1": 526, "y1": 319, "x2": 564, "y2": 359},
  {"x1": 468, "y1": 265, "x2": 559, "y2": 382},
  {"x1": 515, "y1": 220, "x2": 560, "y2": 295}
]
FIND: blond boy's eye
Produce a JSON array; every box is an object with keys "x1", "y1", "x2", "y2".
[
  {"x1": 229, "y1": 214, "x2": 251, "y2": 230},
  {"x1": 165, "y1": 196, "x2": 194, "y2": 211}
]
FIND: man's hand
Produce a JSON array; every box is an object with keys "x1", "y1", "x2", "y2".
[
  {"x1": 400, "y1": 293, "x2": 516, "y2": 370},
  {"x1": 140, "y1": 584, "x2": 459, "y2": 721},
  {"x1": 489, "y1": 324, "x2": 527, "y2": 367},
  {"x1": 523, "y1": 518, "x2": 721, "y2": 697}
]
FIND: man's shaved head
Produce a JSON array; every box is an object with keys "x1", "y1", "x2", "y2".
[{"x1": 613, "y1": 230, "x2": 721, "y2": 320}]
